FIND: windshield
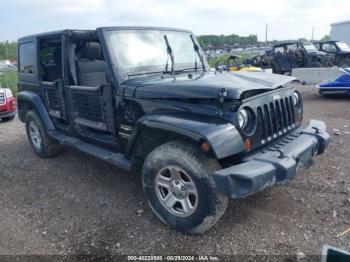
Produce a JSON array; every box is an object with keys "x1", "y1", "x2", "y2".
[
  {"x1": 303, "y1": 44, "x2": 318, "y2": 52},
  {"x1": 105, "y1": 30, "x2": 202, "y2": 75},
  {"x1": 336, "y1": 41, "x2": 350, "y2": 51}
]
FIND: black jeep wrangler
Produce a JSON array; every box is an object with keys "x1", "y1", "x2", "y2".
[
  {"x1": 314, "y1": 41, "x2": 350, "y2": 67},
  {"x1": 263, "y1": 42, "x2": 330, "y2": 74},
  {"x1": 16, "y1": 27, "x2": 330, "y2": 233}
]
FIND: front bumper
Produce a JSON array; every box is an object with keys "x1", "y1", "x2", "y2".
[
  {"x1": 0, "y1": 109, "x2": 16, "y2": 119},
  {"x1": 213, "y1": 119, "x2": 330, "y2": 198}
]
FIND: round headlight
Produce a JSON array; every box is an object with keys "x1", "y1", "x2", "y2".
[
  {"x1": 293, "y1": 92, "x2": 299, "y2": 106},
  {"x1": 293, "y1": 91, "x2": 303, "y2": 114},
  {"x1": 238, "y1": 108, "x2": 249, "y2": 129}
]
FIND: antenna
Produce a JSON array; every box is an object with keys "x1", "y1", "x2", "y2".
[
  {"x1": 311, "y1": 25, "x2": 315, "y2": 41},
  {"x1": 265, "y1": 24, "x2": 268, "y2": 44}
]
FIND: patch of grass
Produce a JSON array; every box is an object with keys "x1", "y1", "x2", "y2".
[
  {"x1": 0, "y1": 71, "x2": 18, "y2": 96},
  {"x1": 207, "y1": 54, "x2": 249, "y2": 68}
]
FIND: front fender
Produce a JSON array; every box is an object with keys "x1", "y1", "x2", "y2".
[
  {"x1": 17, "y1": 91, "x2": 55, "y2": 131},
  {"x1": 125, "y1": 113, "x2": 245, "y2": 159}
]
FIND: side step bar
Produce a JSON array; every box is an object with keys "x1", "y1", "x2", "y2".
[{"x1": 47, "y1": 130, "x2": 132, "y2": 171}]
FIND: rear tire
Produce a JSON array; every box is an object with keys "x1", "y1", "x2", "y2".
[
  {"x1": 326, "y1": 61, "x2": 334, "y2": 67},
  {"x1": 142, "y1": 140, "x2": 228, "y2": 234},
  {"x1": 310, "y1": 62, "x2": 322, "y2": 68},
  {"x1": 25, "y1": 111, "x2": 60, "y2": 158}
]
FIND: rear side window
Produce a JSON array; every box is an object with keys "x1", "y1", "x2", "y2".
[
  {"x1": 322, "y1": 43, "x2": 337, "y2": 53},
  {"x1": 19, "y1": 42, "x2": 36, "y2": 74},
  {"x1": 274, "y1": 47, "x2": 285, "y2": 54},
  {"x1": 39, "y1": 36, "x2": 62, "y2": 82}
]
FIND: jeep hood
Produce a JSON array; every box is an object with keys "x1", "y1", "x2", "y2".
[{"x1": 129, "y1": 71, "x2": 296, "y2": 100}]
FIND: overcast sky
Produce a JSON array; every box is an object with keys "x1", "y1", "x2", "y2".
[{"x1": 1, "y1": 0, "x2": 349, "y2": 41}]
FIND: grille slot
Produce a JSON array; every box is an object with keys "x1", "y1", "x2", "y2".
[
  {"x1": 0, "y1": 92, "x2": 5, "y2": 105},
  {"x1": 257, "y1": 95, "x2": 296, "y2": 143}
]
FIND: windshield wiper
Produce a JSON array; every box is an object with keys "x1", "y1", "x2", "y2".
[
  {"x1": 174, "y1": 67, "x2": 203, "y2": 73},
  {"x1": 127, "y1": 70, "x2": 163, "y2": 77},
  {"x1": 190, "y1": 35, "x2": 206, "y2": 72},
  {"x1": 164, "y1": 34, "x2": 175, "y2": 80}
]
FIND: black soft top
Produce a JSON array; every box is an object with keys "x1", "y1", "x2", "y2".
[
  {"x1": 314, "y1": 40, "x2": 340, "y2": 44},
  {"x1": 18, "y1": 29, "x2": 96, "y2": 43},
  {"x1": 18, "y1": 26, "x2": 192, "y2": 43},
  {"x1": 273, "y1": 41, "x2": 302, "y2": 48}
]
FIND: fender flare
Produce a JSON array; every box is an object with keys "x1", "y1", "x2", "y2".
[
  {"x1": 17, "y1": 91, "x2": 55, "y2": 131},
  {"x1": 125, "y1": 113, "x2": 245, "y2": 160}
]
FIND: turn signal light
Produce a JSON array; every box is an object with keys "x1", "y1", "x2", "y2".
[
  {"x1": 244, "y1": 138, "x2": 252, "y2": 151},
  {"x1": 201, "y1": 142, "x2": 210, "y2": 152},
  {"x1": 298, "y1": 114, "x2": 303, "y2": 123}
]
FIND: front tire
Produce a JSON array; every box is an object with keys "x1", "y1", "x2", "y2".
[
  {"x1": 1, "y1": 115, "x2": 15, "y2": 122},
  {"x1": 142, "y1": 141, "x2": 228, "y2": 234},
  {"x1": 25, "y1": 111, "x2": 60, "y2": 158}
]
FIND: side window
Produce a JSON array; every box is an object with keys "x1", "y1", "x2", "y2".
[
  {"x1": 274, "y1": 47, "x2": 285, "y2": 54},
  {"x1": 323, "y1": 44, "x2": 337, "y2": 53},
  {"x1": 39, "y1": 36, "x2": 62, "y2": 82},
  {"x1": 286, "y1": 44, "x2": 298, "y2": 53},
  {"x1": 19, "y1": 42, "x2": 36, "y2": 74}
]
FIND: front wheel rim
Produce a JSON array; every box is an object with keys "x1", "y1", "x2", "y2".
[
  {"x1": 29, "y1": 121, "x2": 42, "y2": 151},
  {"x1": 154, "y1": 165, "x2": 198, "y2": 217}
]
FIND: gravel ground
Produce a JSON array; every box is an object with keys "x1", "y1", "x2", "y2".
[{"x1": 0, "y1": 85, "x2": 349, "y2": 259}]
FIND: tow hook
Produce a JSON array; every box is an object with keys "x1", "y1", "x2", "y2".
[
  {"x1": 276, "y1": 149, "x2": 286, "y2": 159},
  {"x1": 312, "y1": 126, "x2": 320, "y2": 134}
]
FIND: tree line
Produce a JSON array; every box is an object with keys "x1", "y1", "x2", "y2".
[
  {"x1": 0, "y1": 41, "x2": 17, "y2": 60},
  {"x1": 197, "y1": 34, "x2": 258, "y2": 49}
]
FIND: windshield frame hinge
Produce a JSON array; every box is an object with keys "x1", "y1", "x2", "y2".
[{"x1": 217, "y1": 88, "x2": 229, "y2": 116}]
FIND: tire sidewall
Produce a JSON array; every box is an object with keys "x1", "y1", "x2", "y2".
[
  {"x1": 310, "y1": 62, "x2": 322, "y2": 68},
  {"x1": 25, "y1": 112, "x2": 47, "y2": 157},
  {"x1": 142, "y1": 142, "x2": 225, "y2": 233}
]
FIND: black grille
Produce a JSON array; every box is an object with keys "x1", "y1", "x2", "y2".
[
  {"x1": 0, "y1": 92, "x2": 5, "y2": 105},
  {"x1": 72, "y1": 94, "x2": 104, "y2": 123},
  {"x1": 257, "y1": 96, "x2": 296, "y2": 143}
]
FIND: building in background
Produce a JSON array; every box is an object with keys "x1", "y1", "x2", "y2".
[{"x1": 331, "y1": 20, "x2": 350, "y2": 45}]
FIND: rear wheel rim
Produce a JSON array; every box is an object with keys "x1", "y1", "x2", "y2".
[
  {"x1": 155, "y1": 165, "x2": 198, "y2": 217},
  {"x1": 29, "y1": 121, "x2": 42, "y2": 151}
]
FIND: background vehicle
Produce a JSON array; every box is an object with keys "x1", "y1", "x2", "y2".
[
  {"x1": 216, "y1": 55, "x2": 262, "y2": 72},
  {"x1": 314, "y1": 41, "x2": 350, "y2": 67},
  {"x1": 0, "y1": 87, "x2": 16, "y2": 121},
  {"x1": 17, "y1": 27, "x2": 329, "y2": 233},
  {"x1": 261, "y1": 42, "x2": 329, "y2": 74},
  {"x1": 245, "y1": 53, "x2": 271, "y2": 69},
  {"x1": 317, "y1": 68, "x2": 350, "y2": 96}
]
